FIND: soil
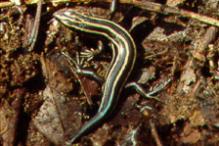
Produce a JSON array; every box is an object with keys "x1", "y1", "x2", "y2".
[{"x1": 0, "y1": 0, "x2": 219, "y2": 146}]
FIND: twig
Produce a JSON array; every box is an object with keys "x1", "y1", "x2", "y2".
[
  {"x1": 26, "y1": 0, "x2": 43, "y2": 51},
  {"x1": 149, "y1": 120, "x2": 163, "y2": 146},
  {"x1": 192, "y1": 26, "x2": 218, "y2": 63},
  {"x1": 61, "y1": 51, "x2": 94, "y2": 105},
  {"x1": 132, "y1": 1, "x2": 219, "y2": 27},
  {"x1": 1, "y1": 0, "x2": 219, "y2": 28},
  {"x1": 0, "y1": 2, "x2": 14, "y2": 8}
]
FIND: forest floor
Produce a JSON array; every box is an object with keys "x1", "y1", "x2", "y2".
[{"x1": 0, "y1": 0, "x2": 219, "y2": 146}]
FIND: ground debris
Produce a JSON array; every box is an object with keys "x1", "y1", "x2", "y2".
[{"x1": 0, "y1": 1, "x2": 219, "y2": 146}]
